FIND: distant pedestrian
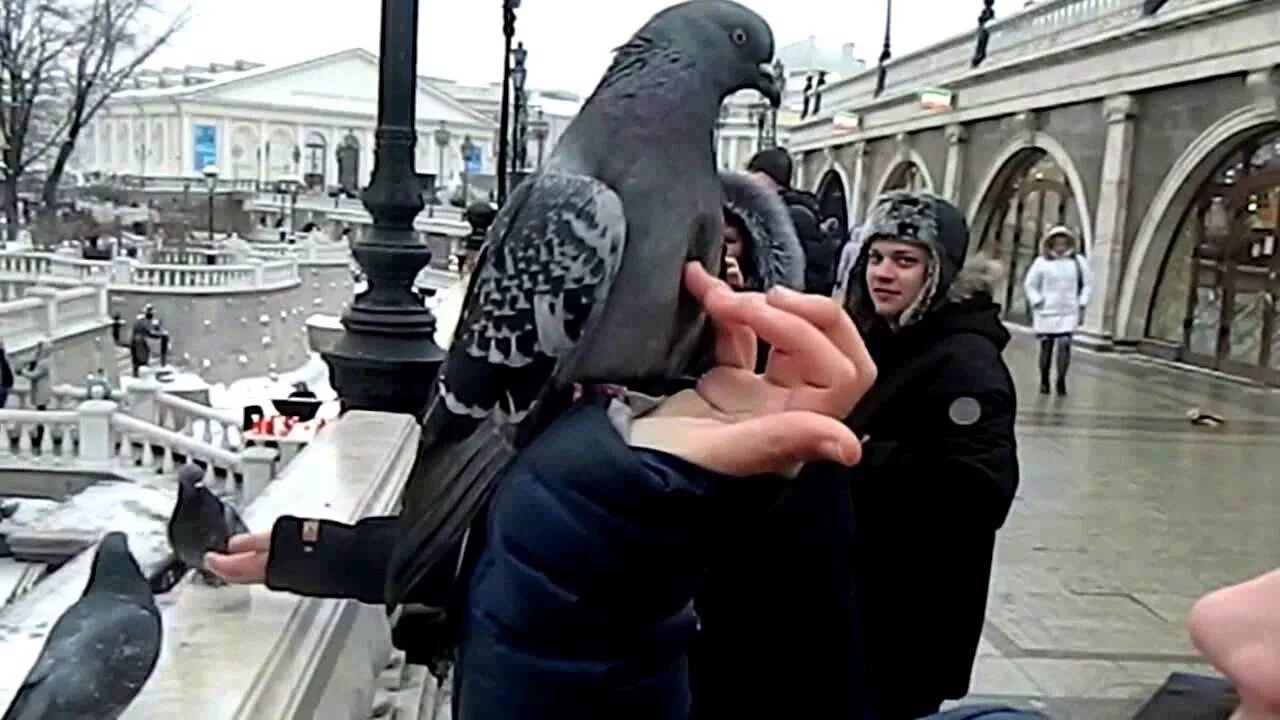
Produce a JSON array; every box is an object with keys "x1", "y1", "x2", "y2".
[
  {"x1": 1023, "y1": 225, "x2": 1091, "y2": 396},
  {"x1": 21, "y1": 341, "x2": 52, "y2": 411},
  {"x1": 0, "y1": 339, "x2": 13, "y2": 409}
]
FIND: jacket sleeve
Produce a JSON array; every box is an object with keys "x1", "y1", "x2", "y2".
[
  {"x1": 264, "y1": 514, "x2": 457, "y2": 606},
  {"x1": 1022, "y1": 258, "x2": 1044, "y2": 309},
  {"x1": 1077, "y1": 255, "x2": 1093, "y2": 309}
]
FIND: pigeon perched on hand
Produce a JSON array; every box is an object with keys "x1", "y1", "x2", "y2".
[
  {"x1": 2, "y1": 532, "x2": 162, "y2": 720},
  {"x1": 386, "y1": 0, "x2": 797, "y2": 606},
  {"x1": 167, "y1": 462, "x2": 248, "y2": 585}
]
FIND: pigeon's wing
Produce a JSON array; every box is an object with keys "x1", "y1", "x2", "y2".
[
  {"x1": 3, "y1": 597, "x2": 161, "y2": 720},
  {"x1": 386, "y1": 171, "x2": 626, "y2": 607},
  {"x1": 224, "y1": 500, "x2": 249, "y2": 537}
]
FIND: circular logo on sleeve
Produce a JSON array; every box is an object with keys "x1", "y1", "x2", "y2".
[{"x1": 948, "y1": 396, "x2": 982, "y2": 426}]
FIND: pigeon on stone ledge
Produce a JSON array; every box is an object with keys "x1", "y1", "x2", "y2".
[
  {"x1": 385, "y1": 0, "x2": 800, "y2": 606},
  {"x1": 167, "y1": 462, "x2": 248, "y2": 585},
  {"x1": 2, "y1": 531, "x2": 162, "y2": 720}
]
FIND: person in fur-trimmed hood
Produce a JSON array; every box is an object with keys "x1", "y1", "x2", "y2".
[{"x1": 837, "y1": 190, "x2": 1021, "y2": 718}]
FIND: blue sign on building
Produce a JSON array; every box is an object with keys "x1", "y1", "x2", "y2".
[
  {"x1": 192, "y1": 124, "x2": 218, "y2": 173},
  {"x1": 464, "y1": 146, "x2": 483, "y2": 175}
]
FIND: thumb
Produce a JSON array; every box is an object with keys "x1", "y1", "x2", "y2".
[
  {"x1": 205, "y1": 550, "x2": 265, "y2": 584},
  {"x1": 630, "y1": 412, "x2": 860, "y2": 477},
  {"x1": 699, "y1": 412, "x2": 861, "y2": 476}
]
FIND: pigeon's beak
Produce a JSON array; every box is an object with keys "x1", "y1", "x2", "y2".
[{"x1": 756, "y1": 62, "x2": 782, "y2": 108}]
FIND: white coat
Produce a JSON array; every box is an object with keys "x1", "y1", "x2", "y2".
[{"x1": 1023, "y1": 253, "x2": 1092, "y2": 335}]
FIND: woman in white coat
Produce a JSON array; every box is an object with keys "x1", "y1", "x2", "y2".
[{"x1": 1023, "y1": 226, "x2": 1091, "y2": 395}]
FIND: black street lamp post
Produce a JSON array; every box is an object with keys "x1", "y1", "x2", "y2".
[
  {"x1": 511, "y1": 42, "x2": 528, "y2": 176},
  {"x1": 202, "y1": 164, "x2": 218, "y2": 242},
  {"x1": 321, "y1": 0, "x2": 444, "y2": 415},
  {"x1": 767, "y1": 59, "x2": 785, "y2": 147},
  {"x1": 973, "y1": 0, "x2": 995, "y2": 67},
  {"x1": 528, "y1": 109, "x2": 548, "y2": 168},
  {"x1": 496, "y1": 0, "x2": 520, "y2": 206},
  {"x1": 874, "y1": 0, "x2": 893, "y2": 96},
  {"x1": 431, "y1": 121, "x2": 451, "y2": 218},
  {"x1": 460, "y1": 135, "x2": 476, "y2": 205}
]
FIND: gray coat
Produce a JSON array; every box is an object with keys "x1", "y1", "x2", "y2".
[{"x1": 21, "y1": 350, "x2": 52, "y2": 408}]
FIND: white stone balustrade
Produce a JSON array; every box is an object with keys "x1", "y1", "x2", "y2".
[
  {"x1": 0, "y1": 285, "x2": 110, "y2": 351},
  {"x1": 116, "y1": 411, "x2": 424, "y2": 719},
  {"x1": 0, "y1": 400, "x2": 274, "y2": 495},
  {"x1": 0, "y1": 250, "x2": 318, "y2": 294}
]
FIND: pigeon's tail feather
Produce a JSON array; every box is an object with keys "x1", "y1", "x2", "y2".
[{"x1": 384, "y1": 415, "x2": 516, "y2": 608}]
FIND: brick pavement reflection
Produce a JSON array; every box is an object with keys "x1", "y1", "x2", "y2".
[{"x1": 951, "y1": 330, "x2": 1280, "y2": 718}]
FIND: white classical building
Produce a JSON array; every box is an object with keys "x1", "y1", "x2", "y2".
[{"x1": 72, "y1": 48, "x2": 521, "y2": 190}]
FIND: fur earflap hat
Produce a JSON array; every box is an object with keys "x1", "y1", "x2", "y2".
[{"x1": 844, "y1": 191, "x2": 972, "y2": 327}]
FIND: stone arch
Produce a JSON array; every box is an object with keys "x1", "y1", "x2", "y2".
[
  {"x1": 815, "y1": 162, "x2": 851, "y2": 238},
  {"x1": 303, "y1": 130, "x2": 328, "y2": 189},
  {"x1": 1115, "y1": 106, "x2": 1280, "y2": 339},
  {"x1": 967, "y1": 131, "x2": 1095, "y2": 256},
  {"x1": 871, "y1": 147, "x2": 937, "y2": 197},
  {"x1": 229, "y1": 124, "x2": 258, "y2": 181}
]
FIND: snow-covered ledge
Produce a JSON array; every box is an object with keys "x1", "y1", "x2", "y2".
[{"x1": 119, "y1": 411, "x2": 419, "y2": 719}]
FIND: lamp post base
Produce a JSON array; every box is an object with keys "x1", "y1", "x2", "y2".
[
  {"x1": 322, "y1": 337, "x2": 443, "y2": 415},
  {"x1": 321, "y1": 237, "x2": 445, "y2": 416}
]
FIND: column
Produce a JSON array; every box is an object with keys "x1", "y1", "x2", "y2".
[
  {"x1": 943, "y1": 124, "x2": 966, "y2": 204},
  {"x1": 258, "y1": 120, "x2": 269, "y2": 184},
  {"x1": 179, "y1": 110, "x2": 193, "y2": 175},
  {"x1": 1080, "y1": 93, "x2": 1137, "y2": 347},
  {"x1": 848, "y1": 142, "x2": 870, "y2": 227}
]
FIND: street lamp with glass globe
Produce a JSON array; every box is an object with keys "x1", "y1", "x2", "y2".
[
  {"x1": 201, "y1": 164, "x2": 219, "y2": 244},
  {"x1": 528, "y1": 109, "x2": 549, "y2": 168},
  {"x1": 279, "y1": 174, "x2": 303, "y2": 237},
  {"x1": 460, "y1": 135, "x2": 476, "y2": 207},
  {"x1": 431, "y1": 121, "x2": 451, "y2": 218},
  {"x1": 510, "y1": 42, "x2": 528, "y2": 176}
]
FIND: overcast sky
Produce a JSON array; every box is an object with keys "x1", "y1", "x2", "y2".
[{"x1": 148, "y1": 0, "x2": 1019, "y2": 95}]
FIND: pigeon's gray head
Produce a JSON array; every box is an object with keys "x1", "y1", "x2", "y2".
[
  {"x1": 86, "y1": 531, "x2": 152, "y2": 601},
  {"x1": 640, "y1": 0, "x2": 780, "y2": 105},
  {"x1": 177, "y1": 463, "x2": 204, "y2": 495}
]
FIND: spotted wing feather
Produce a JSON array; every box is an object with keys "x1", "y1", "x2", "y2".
[{"x1": 430, "y1": 171, "x2": 626, "y2": 435}]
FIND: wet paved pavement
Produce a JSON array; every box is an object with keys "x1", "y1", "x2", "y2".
[{"x1": 952, "y1": 330, "x2": 1280, "y2": 717}]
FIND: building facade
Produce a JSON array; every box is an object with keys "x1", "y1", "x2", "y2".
[
  {"x1": 788, "y1": 0, "x2": 1280, "y2": 385},
  {"x1": 73, "y1": 49, "x2": 500, "y2": 191}
]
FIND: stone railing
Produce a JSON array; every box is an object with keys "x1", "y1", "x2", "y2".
[
  {"x1": 111, "y1": 411, "x2": 427, "y2": 719},
  {"x1": 0, "y1": 284, "x2": 110, "y2": 350},
  {"x1": 804, "y1": 0, "x2": 1247, "y2": 122},
  {"x1": 0, "y1": 251, "x2": 302, "y2": 293},
  {"x1": 243, "y1": 193, "x2": 471, "y2": 239},
  {"x1": 0, "y1": 399, "x2": 273, "y2": 495}
]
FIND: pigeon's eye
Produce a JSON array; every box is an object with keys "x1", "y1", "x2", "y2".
[{"x1": 730, "y1": 28, "x2": 748, "y2": 46}]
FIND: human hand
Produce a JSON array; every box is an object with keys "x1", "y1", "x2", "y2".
[
  {"x1": 628, "y1": 263, "x2": 876, "y2": 477},
  {"x1": 1188, "y1": 569, "x2": 1280, "y2": 719},
  {"x1": 724, "y1": 256, "x2": 745, "y2": 289},
  {"x1": 204, "y1": 531, "x2": 270, "y2": 584}
]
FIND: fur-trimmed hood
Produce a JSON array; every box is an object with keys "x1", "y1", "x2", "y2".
[
  {"x1": 843, "y1": 191, "x2": 1000, "y2": 329},
  {"x1": 720, "y1": 171, "x2": 806, "y2": 291},
  {"x1": 1040, "y1": 224, "x2": 1081, "y2": 257}
]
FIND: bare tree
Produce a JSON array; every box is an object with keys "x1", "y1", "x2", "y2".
[{"x1": 0, "y1": 0, "x2": 186, "y2": 241}]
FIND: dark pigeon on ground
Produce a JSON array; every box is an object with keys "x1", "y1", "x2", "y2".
[
  {"x1": 1, "y1": 531, "x2": 162, "y2": 720},
  {"x1": 386, "y1": 0, "x2": 793, "y2": 607},
  {"x1": 166, "y1": 462, "x2": 248, "y2": 585}
]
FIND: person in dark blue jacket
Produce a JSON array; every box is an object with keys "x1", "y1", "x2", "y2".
[{"x1": 207, "y1": 264, "x2": 873, "y2": 713}]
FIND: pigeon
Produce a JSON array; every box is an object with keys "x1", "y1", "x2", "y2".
[
  {"x1": 166, "y1": 462, "x2": 248, "y2": 585},
  {"x1": 2, "y1": 531, "x2": 162, "y2": 720},
  {"x1": 385, "y1": 0, "x2": 794, "y2": 606}
]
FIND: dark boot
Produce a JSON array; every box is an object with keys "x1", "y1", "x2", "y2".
[
  {"x1": 1056, "y1": 378, "x2": 1067, "y2": 396},
  {"x1": 1038, "y1": 337, "x2": 1053, "y2": 395}
]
